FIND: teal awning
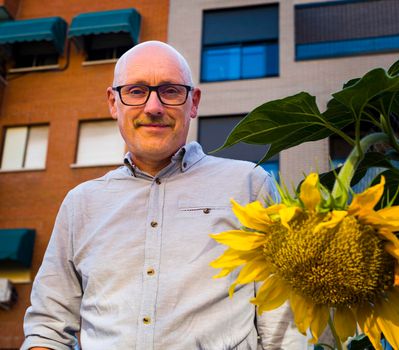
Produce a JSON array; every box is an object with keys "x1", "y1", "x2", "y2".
[
  {"x1": 0, "y1": 16, "x2": 67, "y2": 53},
  {"x1": 68, "y1": 8, "x2": 141, "y2": 44},
  {"x1": 0, "y1": 229, "x2": 35, "y2": 267}
]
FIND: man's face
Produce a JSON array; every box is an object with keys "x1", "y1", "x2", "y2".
[{"x1": 107, "y1": 46, "x2": 201, "y2": 167}]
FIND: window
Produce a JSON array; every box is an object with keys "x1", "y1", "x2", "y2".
[
  {"x1": 83, "y1": 33, "x2": 133, "y2": 62},
  {"x1": 76, "y1": 120, "x2": 125, "y2": 166},
  {"x1": 198, "y1": 115, "x2": 279, "y2": 179},
  {"x1": 295, "y1": 0, "x2": 399, "y2": 60},
  {"x1": 12, "y1": 42, "x2": 58, "y2": 69},
  {"x1": 68, "y1": 8, "x2": 141, "y2": 64},
  {"x1": 201, "y1": 4, "x2": 279, "y2": 82},
  {"x1": 1, "y1": 125, "x2": 49, "y2": 171},
  {"x1": 0, "y1": 16, "x2": 67, "y2": 71}
]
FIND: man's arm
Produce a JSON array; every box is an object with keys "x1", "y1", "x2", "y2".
[
  {"x1": 256, "y1": 301, "x2": 308, "y2": 350},
  {"x1": 21, "y1": 193, "x2": 82, "y2": 350}
]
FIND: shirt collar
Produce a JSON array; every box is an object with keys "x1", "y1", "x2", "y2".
[{"x1": 123, "y1": 141, "x2": 206, "y2": 177}]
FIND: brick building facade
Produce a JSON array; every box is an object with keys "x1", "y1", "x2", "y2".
[{"x1": 0, "y1": 1, "x2": 169, "y2": 348}]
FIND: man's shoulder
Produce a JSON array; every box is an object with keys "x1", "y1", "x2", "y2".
[
  {"x1": 68, "y1": 166, "x2": 128, "y2": 196},
  {"x1": 201, "y1": 154, "x2": 268, "y2": 177}
]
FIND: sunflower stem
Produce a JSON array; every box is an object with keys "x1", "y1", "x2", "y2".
[
  {"x1": 331, "y1": 132, "x2": 390, "y2": 208},
  {"x1": 328, "y1": 315, "x2": 343, "y2": 350}
]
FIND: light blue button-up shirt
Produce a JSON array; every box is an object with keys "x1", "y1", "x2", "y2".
[{"x1": 22, "y1": 142, "x2": 307, "y2": 350}]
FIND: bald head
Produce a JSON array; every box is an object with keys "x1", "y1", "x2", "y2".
[{"x1": 113, "y1": 41, "x2": 194, "y2": 87}]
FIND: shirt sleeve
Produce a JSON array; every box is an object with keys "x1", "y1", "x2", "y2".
[
  {"x1": 21, "y1": 192, "x2": 82, "y2": 350},
  {"x1": 256, "y1": 302, "x2": 309, "y2": 350}
]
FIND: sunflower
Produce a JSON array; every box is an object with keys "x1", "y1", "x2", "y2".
[{"x1": 210, "y1": 173, "x2": 399, "y2": 349}]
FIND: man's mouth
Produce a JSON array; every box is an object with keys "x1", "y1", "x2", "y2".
[{"x1": 139, "y1": 123, "x2": 170, "y2": 127}]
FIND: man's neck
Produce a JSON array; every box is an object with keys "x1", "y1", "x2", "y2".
[{"x1": 130, "y1": 155, "x2": 172, "y2": 177}]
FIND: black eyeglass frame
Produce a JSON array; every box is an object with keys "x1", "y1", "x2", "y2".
[{"x1": 112, "y1": 83, "x2": 194, "y2": 106}]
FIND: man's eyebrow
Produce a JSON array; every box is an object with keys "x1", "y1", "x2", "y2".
[{"x1": 124, "y1": 80, "x2": 186, "y2": 86}]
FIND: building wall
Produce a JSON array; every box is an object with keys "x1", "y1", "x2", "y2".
[
  {"x1": 168, "y1": 0, "x2": 398, "y2": 187},
  {"x1": 0, "y1": 1, "x2": 169, "y2": 348}
]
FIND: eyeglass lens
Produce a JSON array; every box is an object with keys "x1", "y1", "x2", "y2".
[{"x1": 120, "y1": 84, "x2": 189, "y2": 106}]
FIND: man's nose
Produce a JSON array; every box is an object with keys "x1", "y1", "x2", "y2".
[{"x1": 144, "y1": 90, "x2": 164, "y2": 116}]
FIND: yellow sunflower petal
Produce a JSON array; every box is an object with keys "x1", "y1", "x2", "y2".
[
  {"x1": 313, "y1": 210, "x2": 347, "y2": 233},
  {"x1": 309, "y1": 304, "x2": 329, "y2": 344},
  {"x1": 375, "y1": 295, "x2": 399, "y2": 349},
  {"x1": 231, "y1": 199, "x2": 273, "y2": 232},
  {"x1": 210, "y1": 230, "x2": 266, "y2": 250},
  {"x1": 333, "y1": 306, "x2": 357, "y2": 342},
  {"x1": 229, "y1": 255, "x2": 272, "y2": 297},
  {"x1": 360, "y1": 211, "x2": 399, "y2": 231},
  {"x1": 251, "y1": 275, "x2": 290, "y2": 314},
  {"x1": 279, "y1": 206, "x2": 301, "y2": 230},
  {"x1": 289, "y1": 292, "x2": 313, "y2": 335},
  {"x1": 213, "y1": 267, "x2": 237, "y2": 279},
  {"x1": 375, "y1": 206, "x2": 399, "y2": 231},
  {"x1": 385, "y1": 242, "x2": 399, "y2": 260},
  {"x1": 348, "y1": 176, "x2": 385, "y2": 216},
  {"x1": 299, "y1": 173, "x2": 321, "y2": 211},
  {"x1": 377, "y1": 206, "x2": 399, "y2": 222},
  {"x1": 356, "y1": 303, "x2": 383, "y2": 350},
  {"x1": 264, "y1": 204, "x2": 287, "y2": 220},
  {"x1": 379, "y1": 228, "x2": 399, "y2": 250},
  {"x1": 210, "y1": 248, "x2": 259, "y2": 269},
  {"x1": 395, "y1": 264, "x2": 399, "y2": 287}
]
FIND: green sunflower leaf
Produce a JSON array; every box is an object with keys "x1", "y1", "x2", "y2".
[
  {"x1": 212, "y1": 92, "x2": 351, "y2": 162},
  {"x1": 388, "y1": 58, "x2": 399, "y2": 76},
  {"x1": 330, "y1": 67, "x2": 399, "y2": 122}
]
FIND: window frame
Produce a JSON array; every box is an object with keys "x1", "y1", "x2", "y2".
[
  {"x1": 200, "y1": 3, "x2": 279, "y2": 83},
  {"x1": 0, "y1": 123, "x2": 50, "y2": 172},
  {"x1": 72, "y1": 118, "x2": 126, "y2": 168}
]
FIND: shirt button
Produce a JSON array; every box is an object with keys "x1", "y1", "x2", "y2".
[
  {"x1": 147, "y1": 268, "x2": 155, "y2": 276},
  {"x1": 150, "y1": 221, "x2": 158, "y2": 228},
  {"x1": 155, "y1": 178, "x2": 161, "y2": 185},
  {"x1": 183, "y1": 162, "x2": 187, "y2": 168},
  {"x1": 203, "y1": 208, "x2": 211, "y2": 214},
  {"x1": 142, "y1": 317, "x2": 151, "y2": 324}
]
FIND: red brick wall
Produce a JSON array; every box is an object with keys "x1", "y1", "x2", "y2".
[{"x1": 0, "y1": 1, "x2": 169, "y2": 348}]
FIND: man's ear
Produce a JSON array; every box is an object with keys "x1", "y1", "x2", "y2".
[
  {"x1": 107, "y1": 87, "x2": 118, "y2": 120},
  {"x1": 190, "y1": 87, "x2": 201, "y2": 119}
]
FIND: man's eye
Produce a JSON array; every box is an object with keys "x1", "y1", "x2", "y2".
[
  {"x1": 162, "y1": 87, "x2": 180, "y2": 95},
  {"x1": 128, "y1": 88, "x2": 146, "y2": 95}
]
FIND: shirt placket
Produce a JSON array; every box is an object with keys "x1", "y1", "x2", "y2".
[{"x1": 136, "y1": 175, "x2": 165, "y2": 350}]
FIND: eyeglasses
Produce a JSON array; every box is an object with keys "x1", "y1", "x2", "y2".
[{"x1": 112, "y1": 83, "x2": 193, "y2": 106}]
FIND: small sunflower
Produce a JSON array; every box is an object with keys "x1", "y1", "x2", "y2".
[{"x1": 210, "y1": 173, "x2": 399, "y2": 349}]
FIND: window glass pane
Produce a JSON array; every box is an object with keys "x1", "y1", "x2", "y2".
[
  {"x1": 265, "y1": 43, "x2": 279, "y2": 76},
  {"x1": 202, "y1": 46, "x2": 240, "y2": 82},
  {"x1": 24, "y1": 126, "x2": 49, "y2": 168},
  {"x1": 76, "y1": 120, "x2": 125, "y2": 165},
  {"x1": 1, "y1": 127, "x2": 28, "y2": 170},
  {"x1": 203, "y1": 4, "x2": 279, "y2": 45},
  {"x1": 242, "y1": 45, "x2": 267, "y2": 78}
]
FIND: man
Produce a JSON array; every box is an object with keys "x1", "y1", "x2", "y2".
[{"x1": 22, "y1": 41, "x2": 306, "y2": 350}]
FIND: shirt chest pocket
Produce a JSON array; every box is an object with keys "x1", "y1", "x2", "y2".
[{"x1": 177, "y1": 199, "x2": 232, "y2": 217}]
